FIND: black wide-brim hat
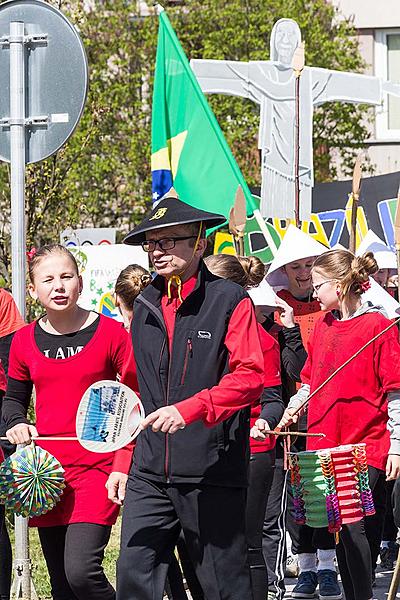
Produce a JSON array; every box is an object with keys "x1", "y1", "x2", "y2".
[{"x1": 124, "y1": 197, "x2": 226, "y2": 245}]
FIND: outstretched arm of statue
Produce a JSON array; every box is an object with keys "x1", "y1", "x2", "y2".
[
  {"x1": 191, "y1": 59, "x2": 260, "y2": 103},
  {"x1": 311, "y1": 67, "x2": 383, "y2": 107},
  {"x1": 382, "y1": 80, "x2": 400, "y2": 97}
]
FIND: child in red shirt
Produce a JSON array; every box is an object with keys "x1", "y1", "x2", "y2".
[
  {"x1": 280, "y1": 249, "x2": 400, "y2": 600},
  {"x1": 205, "y1": 254, "x2": 283, "y2": 600},
  {"x1": 2, "y1": 245, "x2": 134, "y2": 600},
  {"x1": 266, "y1": 227, "x2": 337, "y2": 599}
]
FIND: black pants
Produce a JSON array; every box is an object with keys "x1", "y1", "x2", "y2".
[
  {"x1": 262, "y1": 458, "x2": 290, "y2": 600},
  {"x1": 246, "y1": 450, "x2": 275, "y2": 600},
  {"x1": 336, "y1": 466, "x2": 386, "y2": 600},
  {"x1": 291, "y1": 524, "x2": 335, "y2": 555},
  {"x1": 393, "y1": 477, "x2": 400, "y2": 528},
  {"x1": 164, "y1": 553, "x2": 187, "y2": 600},
  {"x1": 382, "y1": 479, "x2": 397, "y2": 542},
  {"x1": 117, "y1": 475, "x2": 251, "y2": 600},
  {"x1": 38, "y1": 523, "x2": 115, "y2": 600},
  {"x1": 0, "y1": 505, "x2": 11, "y2": 600},
  {"x1": 177, "y1": 531, "x2": 204, "y2": 600}
]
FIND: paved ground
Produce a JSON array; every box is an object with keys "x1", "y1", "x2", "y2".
[{"x1": 284, "y1": 564, "x2": 400, "y2": 599}]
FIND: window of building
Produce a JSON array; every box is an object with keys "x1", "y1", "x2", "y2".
[{"x1": 375, "y1": 29, "x2": 400, "y2": 140}]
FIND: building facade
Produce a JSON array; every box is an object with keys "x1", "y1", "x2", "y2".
[{"x1": 333, "y1": 0, "x2": 400, "y2": 175}]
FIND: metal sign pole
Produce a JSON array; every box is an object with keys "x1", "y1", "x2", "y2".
[
  {"x1": 8, "y1": 20, "x2": 35, "y2": 600},
  {"x1": 9, "y1": 21, "x2": 26, "y2": 316},
  {"x1": 0, "y1": 3, "x2": 88, "y2": 599}
]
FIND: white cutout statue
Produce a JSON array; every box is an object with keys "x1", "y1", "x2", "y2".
[{"x1": 191, "y1": 19, "x2": 400, "y2": 221}]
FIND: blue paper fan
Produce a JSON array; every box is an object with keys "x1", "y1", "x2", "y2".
[{"x1": 76, "y1": 380, "x2": 144, "y2": 453}]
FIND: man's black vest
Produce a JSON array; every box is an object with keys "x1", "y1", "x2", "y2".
[{"x1": 131, "y1": 261, "x2": 251, "y2": 487}]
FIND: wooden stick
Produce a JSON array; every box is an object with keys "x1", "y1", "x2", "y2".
[
  {"x1": 348, "y1": 154, "x2": 363, "y2": 254},
  {"x1": 0, "y1": 436, "x2": 79, "y2": 441},
  {"x1": 388, "y1": 549, "x2": 400, "y2": 600},
  {"x1": 267, "y1": 431, "x2": 324, "y2": 438},
  {"x1": 292, "y1": 42, "x2": 305, "y2": 228},
  {"x1": 1, "y1": 432, "x2": 325, "y2": 442}
]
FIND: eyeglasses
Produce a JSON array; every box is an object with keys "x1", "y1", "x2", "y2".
[
  {"x1": 312, "y1": 279, "x2": 336, "y2": 293},
  {"x1": 141, "y1": 236, "x2": 197, "y2": 253}
]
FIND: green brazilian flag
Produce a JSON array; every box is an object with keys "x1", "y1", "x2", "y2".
[{"x1": 151, "y1": 10, "x2": 257, "y2": 222}]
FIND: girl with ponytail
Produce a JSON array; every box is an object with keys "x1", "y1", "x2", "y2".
[
  {"x1": 279, "y1": 249, "x2": 400, "y2": 600},
  {"x1": 205, "y1": 254, "x2": 284, "y2": 600}
]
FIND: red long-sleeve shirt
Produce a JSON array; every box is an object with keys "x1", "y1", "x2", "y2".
[
  {"x1": 0, "y1": 289, "x2": 24, "y2": 338},
  {"x1": 116, "y1": 274, "x2": 264, "y2": 472},
  {"x1": 303, "y1": 311, "x2": 400, "y2": 470}
]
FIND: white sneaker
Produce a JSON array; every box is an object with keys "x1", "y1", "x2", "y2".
[{"x1": 285, "y1": 554, "x2": 299, "y2": 577}]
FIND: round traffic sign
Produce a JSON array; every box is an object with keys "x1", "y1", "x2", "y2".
[{"x1": 0, "y1": 0, "x2": 88, "y2": 163}]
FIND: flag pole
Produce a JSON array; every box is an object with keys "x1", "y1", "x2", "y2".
[
  {"x1": 348, "y1": 153, "x2": 363, "y2": 254},
  {"x1": 292, "y1": 42, "x2": 305, "y2": 228}
]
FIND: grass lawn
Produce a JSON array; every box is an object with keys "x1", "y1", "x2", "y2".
[{"x1": 6, "y1": 513, "x2": 121, "y2": 600}]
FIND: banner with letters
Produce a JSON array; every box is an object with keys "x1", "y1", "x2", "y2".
[{"x1": 239, "y1": 171, "x2": 400, "y2": 263}]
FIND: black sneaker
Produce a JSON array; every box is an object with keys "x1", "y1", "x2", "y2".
[
  {"x1": 380, "y1": 542, "x2": 399, "y2": 569},
  {"x1": 317, "y1": 570, "x2": 342, "y2": 600},
  {"x1": 292, "y1": 571, "x2": 318, "y2": 598}
]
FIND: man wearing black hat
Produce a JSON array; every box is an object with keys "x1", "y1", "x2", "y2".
[{"x1": 113, "y1": 197, "x2": 264, "y2": 600}]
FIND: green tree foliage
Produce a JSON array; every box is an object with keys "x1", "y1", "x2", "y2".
[
  {"x1": 0, "y1": 0, "x2": 159, "y2": 282},
  {"x1": 0, "y1": 0, "x2": 370, "y2": 282}
]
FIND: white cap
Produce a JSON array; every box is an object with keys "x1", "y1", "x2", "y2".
[
  {"x1": 266, "y1": 224, "x2": 328, "y2": 288},
  {"x1": 357, "y1": 230, "x2": 397, "y2": 271},
  {"x1": 362, "y1": 277, "x2": 400, "y2": 319},
  {"x1": 248, "y1": 277, "x2": 279, "y2": 311}
]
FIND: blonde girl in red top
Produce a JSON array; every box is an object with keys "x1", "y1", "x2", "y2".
[
  {"x1": 2, "y1": 244, "x2": 134, "y2": 600},
  {"x1": 280, "y1": 249, "x2": 400, "y2": 600},
  {"x1": 266, "y1": 227, "x2": 340, "y2": 600}
]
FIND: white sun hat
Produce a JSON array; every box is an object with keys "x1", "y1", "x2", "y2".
[
  {"x1": 266, "y1": 224, "x2": 328, "y2": 288},
  {"x1": 357, "y1": 230, "x2": 397, "y2": 272},
  {"x1": 362, "y1": 277, "x2": 400, "y2": 319},
  {"x1": 248, "y1": 277, "x2": 279, "y2": 312}
]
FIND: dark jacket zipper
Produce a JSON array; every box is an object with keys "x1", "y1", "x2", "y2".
[
  {"x1": 180, "y1": 338, "x2": 193, "y2": 385},
  {"x1": 158, "y1": 337, "x2": 171, "y2": 483}
]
